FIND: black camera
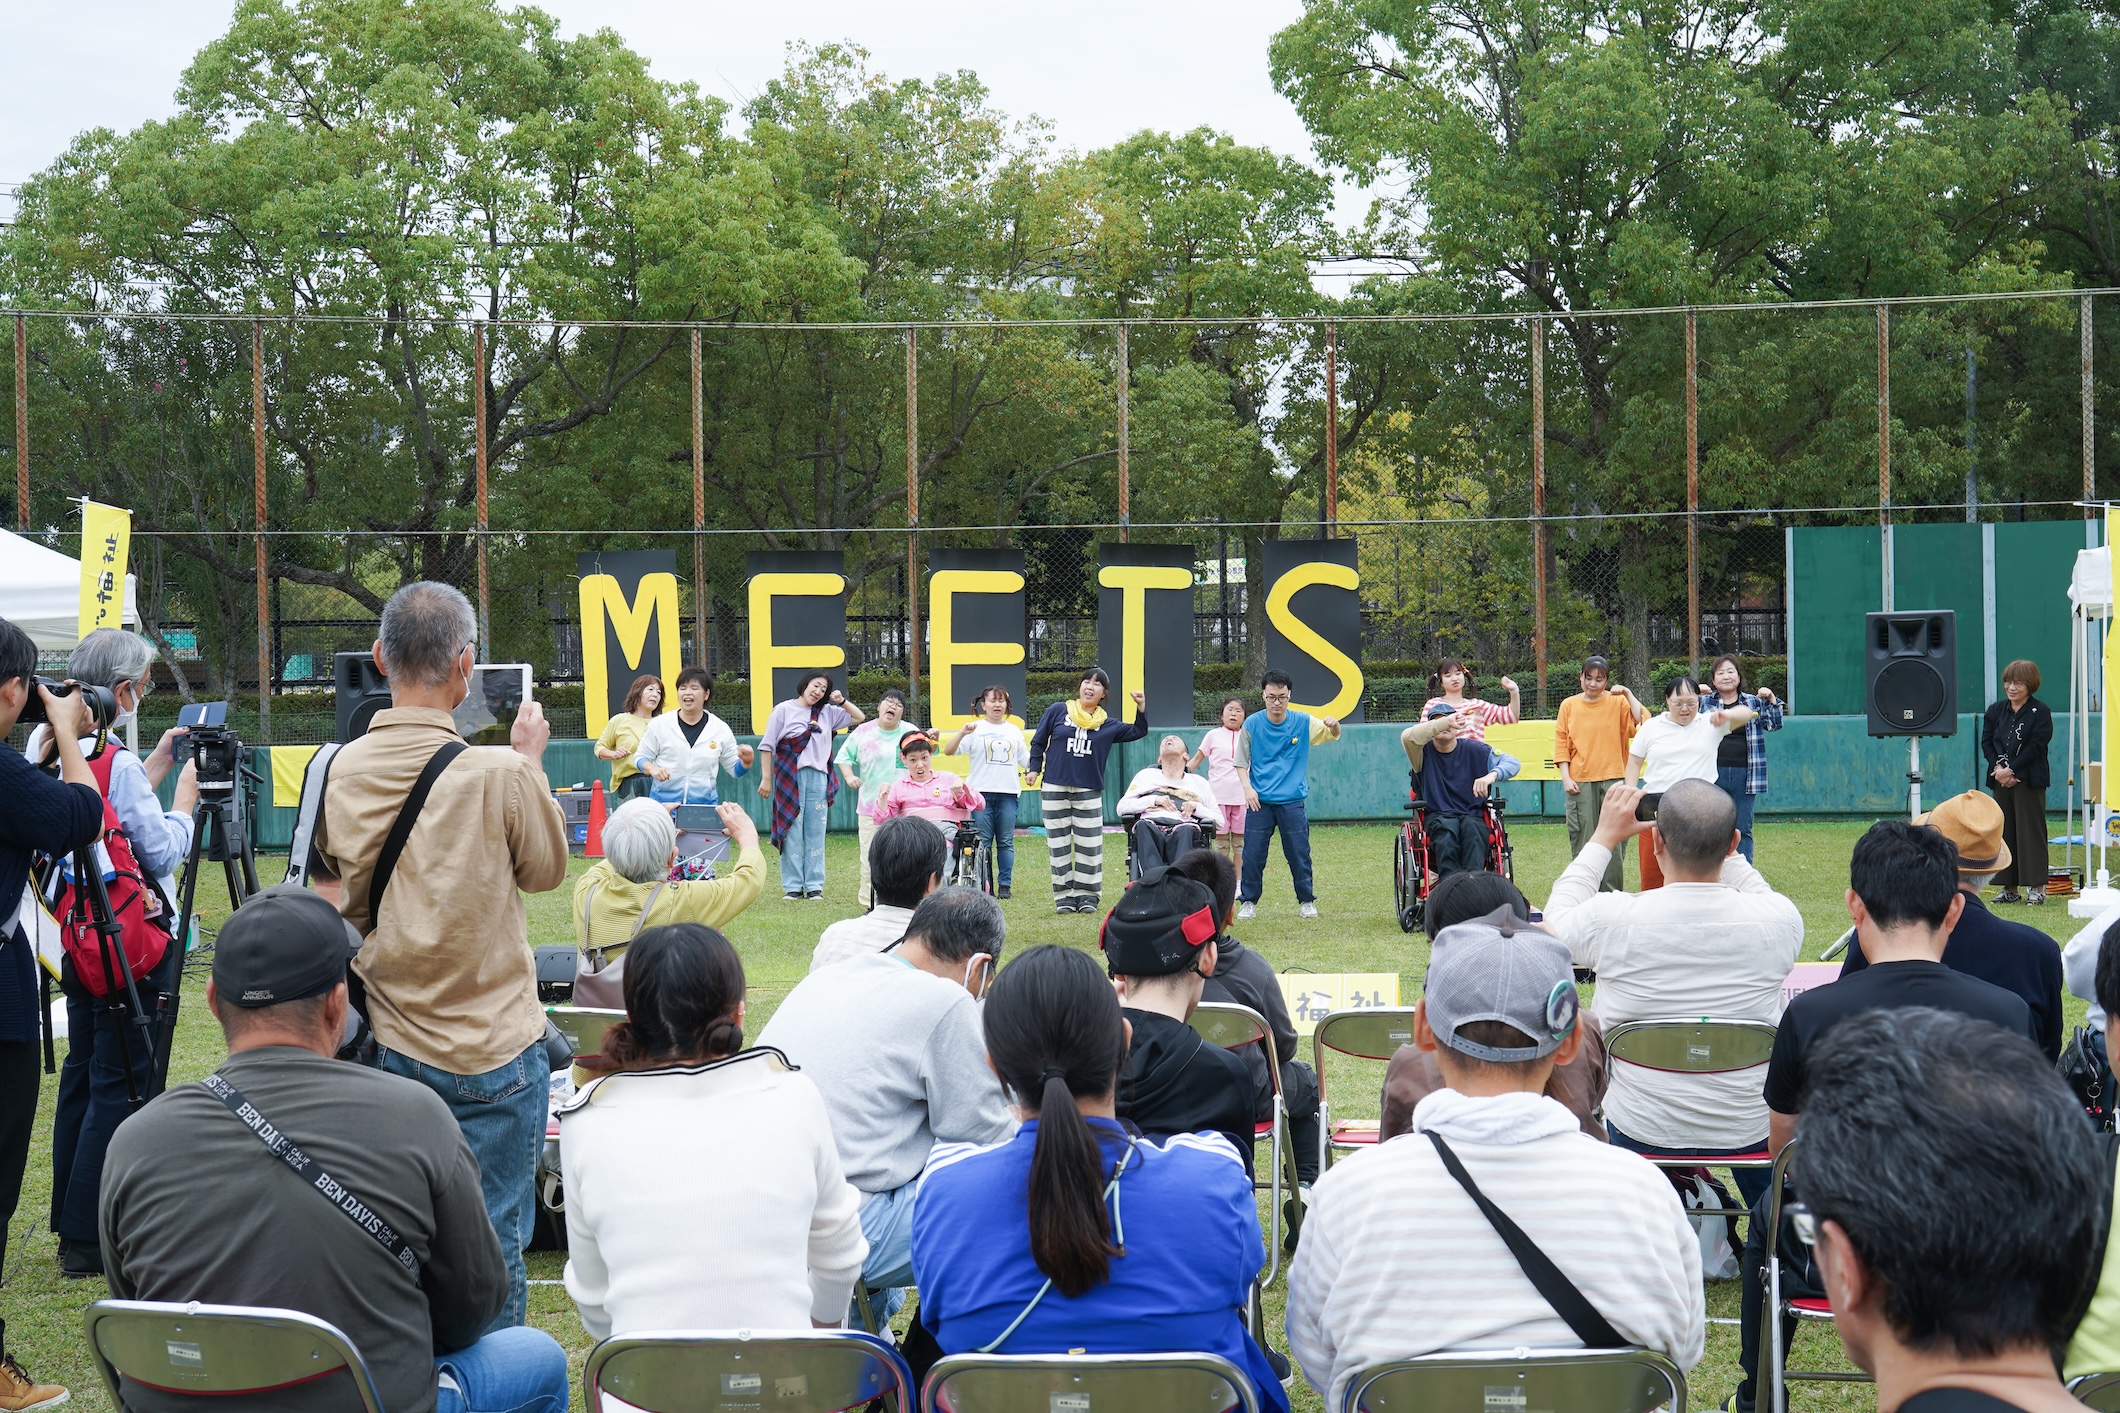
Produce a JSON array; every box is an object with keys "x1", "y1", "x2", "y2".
[
  {"x1": 19, "y1": 677, "x2": 118, "y2": 730},
  {"x1": 188, "y1": 724, "x2": 244, "y2": 793}
]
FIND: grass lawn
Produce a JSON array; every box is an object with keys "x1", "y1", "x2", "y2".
[{"x1": 5, "y1": 818, "x2": 2093, "y2": 1411}]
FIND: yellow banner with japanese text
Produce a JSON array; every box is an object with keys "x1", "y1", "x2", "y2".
[
  {"x1": 77, "y1": 501, "x2": 131, "y2": 638},
  {"x1": 1275, "y1": 973, "x2": 1403, "y2": 1037}
]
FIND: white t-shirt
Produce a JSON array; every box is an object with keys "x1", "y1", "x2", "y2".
[
  {"x1": 1195, "y1": 727, "x2": 1245, "y2": 804},
  {"x1": 1629, "y1": 714, "x2": 1736, "y2": 793},
  {"x1": 954, "y1": 720, "x2": 1028, "y2": 795}
]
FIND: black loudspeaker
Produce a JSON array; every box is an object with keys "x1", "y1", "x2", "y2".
[
  {"x1": 1865, "y1": 611, "x2": 1958, "y2": 737},
  {"x1": 334, "y1": 652, "x2": 390, "y2": 742}
]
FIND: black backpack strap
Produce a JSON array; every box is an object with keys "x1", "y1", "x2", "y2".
[
  {"x1": 1427, "y1": 1130, "x2": 1628, "y2": 1349},
  {"x1": 367, "y1": 741, "x2": 466, "y2": 927}
]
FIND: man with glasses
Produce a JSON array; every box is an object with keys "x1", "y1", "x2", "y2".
[{"x1": 1234, "y1": 668, "x2": 1341, "y2": 921}]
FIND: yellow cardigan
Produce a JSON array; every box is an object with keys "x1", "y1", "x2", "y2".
[{"x1": 571, "y1": 845, "x2": 767, "y2": 958}]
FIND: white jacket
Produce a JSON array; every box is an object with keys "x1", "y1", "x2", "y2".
[
  {"x1": 633, "y1": 710, "x2": 747, "y2": 806},
  {"x1": 558, "y1": 1048, "x2": 867, "y2": 1336},
  {"x1": 1117, "y1": 766, "x2": 1216, "y2": 821}
]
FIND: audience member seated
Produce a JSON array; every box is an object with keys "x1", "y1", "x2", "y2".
[
  {"x1": 98, "y1": 886, "x2": 567, "y2": 1413},
  {"x1": 2064, "y1": 920, "x2": 2120, "y2": 1380},
  {"x1": 1102, "y1": 867, "x2": 1257, "y2": 1178},
  {"x1": 1399, "y1": 703, "x2": 1500, "y2": 879},
  {"x1": 1119, "y1": 735, "x2": 1217, "y2": 870},
  {"x1": 559, "y1": 923, "x2": 866, "y2": 1339},
  {"x1": 1839, "y1": 790, "x2": 2063, "y2": 1059},
  {"x1": 571, "y1": 800, "x2": 764, "y2": 1008},
  {"x1": 1731, "y1": 821, "x2": 2039, "y2": 1413},
  {"x1": 1380, "y1": 871, "x2": 1610, "y2": 1142},
  {"x1": 911, "y1": 945, "x2": 1291, "y2": 1413},
  {"x1": 1542, "y1": 779, "x2": 1802, "y2": 1201},
  {"x1": 1286, "y1": 908, "x2": 1703, "y2": 1411},
  {"x1": 1172, "y1": 847, "x2": 1322, "y2": 1187},
  {"x1": 1798, "y1": 1007, "x2": 2101, "y2": 1413},
  {"x1": 810, "y1": 815, "x2": 945, "y2": 972},
  {"x1": 759, "y1": 887, "x2": 1012, "y2": 1317}
]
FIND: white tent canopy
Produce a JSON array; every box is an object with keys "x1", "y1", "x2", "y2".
[{"x1": 0, "y1": 527, "x2": 139, "y2": 651}]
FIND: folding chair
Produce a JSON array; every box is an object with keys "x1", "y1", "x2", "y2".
[
  {"x1": 1339, "y1": 1346, "x2": 1686, "y2": 1413},
  {"x1": 1313, "y1": 1008, "x2": 1421, "y2": 1171},
  {"x1": 1601, "y1": 1017, "x2": 1777, "y2": 1218},
  {"x1": 83, "y1": 1299, "x2": 384, "y2": 1413},
  {"x1": 584, "y1": 1329, "x2": 915, "y2": 1413},
  {"x1": 922, "y1": 1350, "x2": 1261, "y2": 1413},
  {"x1": 2070, "y1": 1372, "x2": 2120, "y2": 1412},
  {"x1": 1190, "y1": 1001, "x2": 1300, "y2": 1281},
  {"x1": 1763, "y1": 1138, "x2": 1867, "y2": 1411},
  {"x1": 546, "y1": 1004, "x2": 627, "y2": 1061}
]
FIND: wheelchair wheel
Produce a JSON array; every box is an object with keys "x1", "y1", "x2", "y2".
[
  {"x1": 1393, "y1": 827, "x2": 1421, "y2": 933},
  {"x1": 1498, "y1": 841, "x2": 1514, "y2": 883},
  {"x1": 971, "y1": 836, "x2": 995, "y2": 895}
]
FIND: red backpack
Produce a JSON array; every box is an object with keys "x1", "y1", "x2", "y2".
[{"x1": 40, "y1": 741, "x2": 173, "y2": 996}]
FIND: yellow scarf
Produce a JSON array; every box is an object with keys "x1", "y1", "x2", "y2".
[{"x1": 1065, "y1": 700, "x2": 1108, "y2": 732}]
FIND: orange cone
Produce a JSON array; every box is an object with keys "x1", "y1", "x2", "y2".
[{"x1": 585, "y1": 779, "x2": 607, "y2": 858}]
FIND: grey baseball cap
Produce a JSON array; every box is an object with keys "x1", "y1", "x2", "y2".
[
  {"x1": 213, "y1": 884, "x2": 364, "y2": 1008},
  {"x1": 1423, "y1": 905, "x2": 1580, "y2": 1062}
]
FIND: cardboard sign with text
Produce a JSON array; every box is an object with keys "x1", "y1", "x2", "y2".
[{"x1": 1276, "y1": 973, "x2": 1404, "y2": 1036}]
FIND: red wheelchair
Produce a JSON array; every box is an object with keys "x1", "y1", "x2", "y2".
[{"x1": 1393, "y1": 765, "x2": 1513, "y2": 934}]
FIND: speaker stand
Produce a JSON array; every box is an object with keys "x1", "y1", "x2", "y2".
[{"x1": 1906, "y1": 738, "x2": 1923, "y2": 821}]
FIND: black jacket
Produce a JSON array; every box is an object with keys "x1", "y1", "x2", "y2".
[
  {"x1": 1982, "y1": 695, "x2": 2053, "y2": 793},
  {"x1": 1117, "y1": 1007, "x2": 1255, "y2": 1178},
  {"x1": 0, "y1": 742, "x2": 103, "y2": 1044},
  {"x1": 1840, "y1": 891, "x2": 2064, "y2": 1059},
  {"x1": 1201, "y1": 934, "x2": 1299, "y2": 1121}
]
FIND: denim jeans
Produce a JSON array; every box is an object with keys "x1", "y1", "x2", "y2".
[
  {"x1": 435, "y1": 1325, "x2": 569, "y2": 1413},
  {"x1": 851, "y1": 1179, "x2": 919, "y2": 1325},
  {"x1": 780, "y1": 766, "x2": 830, "y2": 896},
  {"x1": 1716, "y1": 764, "x2": 1758, "y2": 861},
  {"x1": 972, "y1": 792, "x2": 1020, "y2": 888},
  {"x1": 1240, "y1": 799, "x2": 1315, "y2": 904},
  {"x1": 378, "y1": 1038, "x2": 549, "y2": 1331},
  {"x1": 52, "y1": 940, "x2": 182, "y2": 1244},
  {"x1": 1606, "y1": 1120, "x2": 1771, "y2": 1208}
]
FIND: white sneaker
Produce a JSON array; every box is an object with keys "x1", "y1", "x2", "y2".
[
  {"x1": 1237, "y1": 902, "x2": 1256, "y2": 921},
  {"x1": 1299, "y1": 901, "x2": 1319, "y2": 919}
]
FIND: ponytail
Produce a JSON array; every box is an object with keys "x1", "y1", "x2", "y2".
[{"x1": 983, "y1": 946, "x2": 1129, "y2": 1298}]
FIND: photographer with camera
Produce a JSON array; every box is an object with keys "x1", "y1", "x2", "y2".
[
  {"x1": 0, "y1": 616, "x2": 103, "y2": 1411},
  {"x1": 313, "y1": 582, "x2": 569, "y2": 1332},
  {"x1": 24, "y1": 629, "x2": 197, "y2": 1282}
]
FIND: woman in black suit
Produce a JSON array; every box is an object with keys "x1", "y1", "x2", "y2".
[{"x1": 1983, "y1": 658, "x2": 2054, "y2": 904}]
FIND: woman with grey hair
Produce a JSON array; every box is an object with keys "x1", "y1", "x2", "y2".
[
  {"x1": 571, "y1": 799, "x2": 766, "y2": 1008},
  {"x1": 25, "y1": 628, "x2": 196, "y2": 1279}
]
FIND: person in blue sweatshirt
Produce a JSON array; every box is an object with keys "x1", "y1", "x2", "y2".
[
  {"x1": 1026, "y1": 670, "x2": 1148, "y2": 915},
  {"x1": 911, "y1": 944, "x2": 1289, "y2": 1413},
  {"x1": 1235, "y1": 668, "x2": 1341, "y2": 921}
]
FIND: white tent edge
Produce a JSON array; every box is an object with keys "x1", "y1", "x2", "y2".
[{"x1": 0, "y1": 526, "x2": 139, "y2": 651}]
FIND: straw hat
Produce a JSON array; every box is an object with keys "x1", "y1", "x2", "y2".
[{"x1": 1912, "y1": 790, "x2": 2011, "y2": 875}]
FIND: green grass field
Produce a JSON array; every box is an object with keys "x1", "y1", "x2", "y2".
[{"x1": 4, "y1": 819, "x2": 2092, "y2": 1411}]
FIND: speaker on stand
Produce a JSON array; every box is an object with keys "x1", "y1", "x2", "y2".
[
  {"x1": 1864, "y1": 611, "x2": 1959, "y2": 820},
  {"x1": 333, "y1": 652, "x2": 391, "y2": 742}
]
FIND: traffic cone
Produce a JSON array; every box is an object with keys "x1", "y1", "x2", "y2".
[{"x1": 585, "y1": 779, "x2": 607, "y2": 858}]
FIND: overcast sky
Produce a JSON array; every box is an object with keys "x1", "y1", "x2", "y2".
[{"x1": 1, "y1": 0, "x2": 1377, "y2": 233}]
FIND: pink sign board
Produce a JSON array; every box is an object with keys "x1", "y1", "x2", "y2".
[{"x1": 1782, "y1": 962, "x2": 1841, "y2": 1008}]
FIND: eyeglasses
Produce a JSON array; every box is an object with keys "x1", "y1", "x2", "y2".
[
  {"x1": 131, "y1": 673, "x2": 155, "y2": 700},
  {"x1": 1261, "y1": 691, "x2": 1292, "y2": 703},
  {"x1": 1788, "y1": 1201, "x2": 1818, "y2": 1248}
]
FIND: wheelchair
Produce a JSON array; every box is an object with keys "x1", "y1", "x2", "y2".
[
  {"x1": 1122, "y1": 811, "x2": 1219, "y2": 881},
  {"x1": 946, "y1": 816, "x2": 996, "y2": 894},
  {"x1": 1393, "y1": 765, "x2": 1513, "y2": 934}
]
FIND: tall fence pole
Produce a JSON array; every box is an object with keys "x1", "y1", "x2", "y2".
[
  {"x1": 473, "y1": 322, "x2": 490, "y2": 654},
  {"x1": 1532, "y1": 318, "x2": 1548, "y2": 716},
  {"x1": 1879, "y1": 304, "x2": 1893, "y2": 612},
  {"x1": 692, "y1": 327, "x2": 708, "y2": 668},
  {"x1": 251, "y1": 320, "x2": 270, "y2": 740},
  {"x1": 13, "y1": 315, "x2": 26, "y2": 531},
  {"x1": 2088, "y1": 294, "x2": 2098, "y2": 521},
  {"x1": 1686, "y1": 309, "x2": 1700, "y2": 675},
  {"x1": 906, "y1": 327, "x2": 920, "y2": 703},
  {"x1": 1116, "y1": 323, "x2": 1130, "y2": 542},
  {"x1": 1325, "y1": 321, "x2": 1339, "y2": 535}
]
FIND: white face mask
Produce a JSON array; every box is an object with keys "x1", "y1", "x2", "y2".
[{"x1": 112, "y1": 706, "x2": 136, "y2": 731}]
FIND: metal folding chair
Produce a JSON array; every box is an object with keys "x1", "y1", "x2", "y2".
[
  {"x1": 2070, "y1": 1371, "x2": 2120, "y2": 1412},
  {"x1": 1313, "y1": 1007, "x2": 1421, "y2": 1171},
  {"x1": 1339, "y1": 1346, "x2": 1686, "y2": 1413},
  {"x1": 1189, "y1": 1000, "x2": 1300, "y2": 1280},
  {"x1": 584, "y1": 1329, "x2": 915, "y2": 1413},
  {"x1": 83, "y1": 1299, "x2": 385, "y2": 1413},
  {"x1": 546, "y1": 1004, "x2": 627, "y2": 1060},
  {"x1": 922, "y1": 1350, "x2": 1261, "y2": 1413},
  {"x1": 1602, "y1": 1017, "x2": 1777, "y2": 1218},
  {"x1": 1763, "y1": 1139, "x2": 1867, "y2": 1411}
]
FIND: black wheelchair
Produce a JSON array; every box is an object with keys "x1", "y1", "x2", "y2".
[
  {"x1": 947, "y1": 817, "x2": 996, "y2": 895},
  {"x1": 1122, "y1": 811, "x2": 1220, "y2": 881},
  {"x1": 1393, "y1": 765, "x2": 1513, "y2": 934}
]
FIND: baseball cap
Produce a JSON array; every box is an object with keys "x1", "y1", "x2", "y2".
[
  {"x1": 1425, "y1": 701, "x2": 1458, "y2": 719},
  {"x1": 1423, "y1": 905, "x2": 1580, "y2": 1062},
  {"x1": 1099, "y1": 866, "x2": 1218, "y2": 977},
  {"x1": 1911, "y1": 789, "x2": 2010, "y2": 875},
  {"x1": 212, "y1": 884, "x2": 364, "y2": 1008}
]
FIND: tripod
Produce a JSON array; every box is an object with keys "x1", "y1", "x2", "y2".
[
  {"x1": 60, "y1": 844, "x2": 159, "y2": 1114},
  {"x1": 162, "y1": 761, "x2": 261, "y2": 1092}
]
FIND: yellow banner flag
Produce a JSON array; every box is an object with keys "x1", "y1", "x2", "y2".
[{"x1": 77, "y1": 501, "x2": 131, "y2": 638}]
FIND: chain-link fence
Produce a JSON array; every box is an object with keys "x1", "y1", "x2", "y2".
[{"x1": 1, "y1": 293, "x2": 2109, "y2": 743}]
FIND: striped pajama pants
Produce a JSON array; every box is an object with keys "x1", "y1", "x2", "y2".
[{"x1": 1042, "y1": 786, "x2": 1106, "y2": 908}]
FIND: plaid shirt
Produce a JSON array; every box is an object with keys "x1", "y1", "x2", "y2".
[{"x1": 1699, "y1": 690, "x2": 1783, "y2": 795}]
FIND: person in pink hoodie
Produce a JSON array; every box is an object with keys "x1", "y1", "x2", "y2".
[{"x1": 872, "y1": 732, "x2": 983, "y2": 832}]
